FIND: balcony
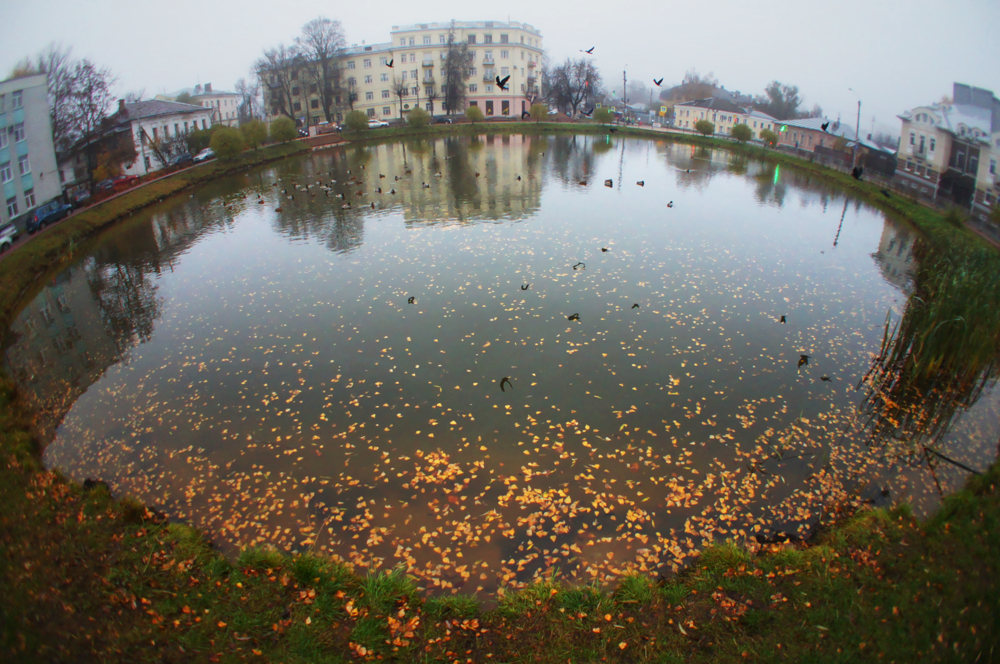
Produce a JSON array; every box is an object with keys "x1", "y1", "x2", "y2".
[
  {"x1": 422, "y1": 60, "x2": 434, "y2": 67},
  {"x1": 527, "y1": 76, "x2": 536, "y2": 87},
  {"x1": 527, "y1": 60, "x2": 536, "y2": 68},
  {"x1": 422, "y1": 76, "x2": 434, "y2": 84},
  {"x1": 482, "y1": 58, "x2": 495, "y2": 65},
  {"x1": 483, "y1": 73, "x2": 495, "y2": 82}
]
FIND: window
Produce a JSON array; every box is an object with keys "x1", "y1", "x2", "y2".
[
  {"x1": 364, "y1": 75, "x2": 373, "y2": 84},
  {"x1": 500, "y1": 34, "x2": 508, "y2": 43},
  {"x1": 309, "y1": 84, "x2": 317, "y2": 93},
  {"x1": 0, "y1": 162, "x2": 11, "y2": 183},
  {"x1": 292, "y1": 87, "x2": 300, "y2": 96},
  {"x1": 486, "y1": 85, "x2": 493, "y2": 93},
  {"x1": 411, "y1": 69, "x2": 417, "y2": 79},
  {"x1": 469, "y1": 84, "x2": 478, "y2": 93},
  {"x1": 202, "y1": 120, "x2": 208, "y2": 129},
  {"x1": 152, "y1": 126, "x2": 158, "y2": 140},
  {"x1": 423, "y1": 36, "x2": 431, "y2": 45},
  {"x1": 468, "y1": 35, "x2": 476, "y2": 44},
  {"x1": 312, "y1": 115, "x2": 320, "y2": 124},
  {"x1": 365, "y1": 91, "x2": 374, "y2": 101},
  {"x1": 0, "y1": 131, "x2": 7, "y2": 149},
  {"x1": 18, "y1": 155, "x2": 30, "y2": 175},
  {"x1": 348, "y1": 60, "x2": 356, "y2": 69},
  {"x1": 382, "y1": 90, "x2": 390, "y2": 99},
  {"x1": 144, "y1": 156, "x2": 151, "y2": 170},
  {"x1": 501, "y1": 50, "x2": 509, "y2": 59},
  {"x1": 6, "y1": 197, "x2": 17, "y2": 218},
  {"x1": 409, "y1": 37, "x2": 415, "y2": 46},
  {"x1": 521, "y1": 51, "x2": 525, "y2": 60},
  {"x1": 470, "y1": 67, "x2": 477, "y2": 77},
  {"x1": 501, "y1": 67, "x2": 509, "y2": 77},
  {"x1": 367, "y1": 108, "x2": 375, "y2": 117},
  {"x1": 364, "y1": 59, "x2": 372, "y2": 68},
  {"x1": 291, "y1": 70, "x2": 298, "y2": 80},
  {"x1": 991, "y1": 159, "x2": 996, "y2": 175},
  {"x1": 12, "y1": 90, "x2": 23, "y2": 109},
  {"x1": 293, "y1": 102, "x2": 301, "y2": 112},
  {"x1": 0, "y1": 94, "x2": 4, "y2": 112},
  {"x1": 174, "y1": 123, "x2": 179, "y2": 135},
  {"x1": 381, "y1": 73, "x2": 388, "y2": 82},
  {"x1": 13, "y1": 123, "x2": 25, "y2": 142},
  {"x1": 383, "y1": 107, "x2": 391, "y2": 115},
  {"x1": 426, "y1": 102, "x2": 433, "y2": 111},
  {"x1": 402, "y1": 71, "x2": 408, "y2": 81},
  {"x1": 400, "y1": 38, "x2": 406, "y2": 46},
  {"x1": 909, "y1": 132, "x2": 915, "y2": 145},
  {"x1": 484, "y1": 50, "x2": 493, "y2": 62},
  {"x1": 905, "y1": 160, "x2": 912, "y2": 171},
  {"x1": 425, "y1": 87, "x2": 433, "y2": 97},
  {"x1": 439, "y1": 35, "x2": 446, "y2": 44},
  {"x1": 484, "y1": 34, "x2": 493, "y2": 44},
  {"x1": 24, "y1": 188, "x2": 34, "y2": 208},
  {"x1": 310, "y1": 99, "x2": 319, "y2": 109},
  {"x1": 348, "y1": 77, "x2": 356, "y2": 86},
  {"x1": 380, "y1": 57, "x2": 388, "y2": 66}
]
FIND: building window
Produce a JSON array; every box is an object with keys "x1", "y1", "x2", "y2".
[
  {"x1": 0, "y1": 94, "x2": 4, "y2": 112},
  {"x1": 906, "y1": 160, "x2": 913, "y2": 171},
  {"x1": 24, "y1": 188, "x2": 35, "y2": 208},
  {"x1": 486, "y1": 85, "x2": 493, "y2": 93},
  {"x1": 400, "y1": 38, "x2": 406, "y2": 46},
  {"x1": 0, "y1": 131, "x2": 7, "y2": 149},
  {"x1": 310, "y1": 99, "x2": 319, "y2": 109},
  {"x1": 12, "y1": 90, "x2": 23, "y2": 109},
  {"x1": 382, "y1": 90, "x2": 390, "y2": 99},
  {"x1": 6, "y1": 196, "x2": 18, "y2": 217},
  {"x1": 18, "y1": 155, "x2": 30, "y2": 175},
  {"x1": 348, "y1": 61, "x2": 356, "y2": 69},
  {"x1": 991, "y1": 159, "x2": 996, "y2": 175},
  {"x1": 402, "y1": 71, "x2": 408, "y2": 81},
  {"x1": 309, "y1": 84, "x2": 317, "y2": 93},
  {"x1": 383, "y1": 106, "x2": 391, "y2": 115},
  {"x1": 152, "y1": 127, "x2": 158, "y2": 140},
  {"x1": 484, "y1": 34, "x2": 493, "y2": 44},
  {"x1": 364, "y1": 75, "x2": 373, "y2": 84},
  {"x1": 381, "y1": 73, "x2": 388, "y2": 82},
  {"x1": 0, "y1": 162, "x2": 11, "y2": 183},
  {"x1": 13, "y1": 123, "x2": 25, "y2": 142},
  {"x1": 202, "y1": 119, "x2": 208, "y2": 129},
  {"x1": 366, "y1": 91, "x2": 374, "y2": 101},
  {"x1": 144, "y1": 156, "x2": 151, "y2": 170},
  {"x1": 348, "y1": 77, "x2": 356, "y2": 86},
  {"x1": 367, "y1": 108, "x2": 375, "y2": 117},
  {"x1": 312, "y1": 115, "x2": 320, "y2": 124},
  {"x1": 408, "y1": 37, "x2": 415, "y2": 46},
  {"x1": 363, "y1": 59, "x2": 371, "y2": 68},
  {"x1": 909, "y1": 132, "x2": 915, "y2": 145},
  {"x1": 501, "y1": 50, "x2": 509, "y2": 59},
  {"x1": 500, "y1": 34, "x2": 508, "y2": 44},
  {"x1": 423, "y1": 36, "x2": 431, "y2": 45},
  {"x1": 469, "y1": 84, "x2": 478, "y2": 93},
  {"x1": 292, "y1": 87, "x2": 300, "y2": 96},
  {"x1": 439, "y1": 35, "x2": 446, "y2": 44},
  {"x1": 291, "y1": 70, "x2": 298, "y2": 80},
  {"x1": 467, "y1": 35, "x2": 476, "y2": 44},
  {"x1": 501, "y1": 67, "x2": 509, "y2": 77},
  {"x1": 293, "y1": 102, "x2": 301, "y2": 112}
]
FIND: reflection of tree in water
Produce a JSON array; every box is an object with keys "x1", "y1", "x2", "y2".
[
  {"x1": 859, "y1": 243, "x2": 1000, "y2": 456},
  {"x1": 446, "y1": 137, "x2": 481, "y2": 210},
  {"x1": 549, "y1": 135, "x2": 598, "y2": 186},
  {"x1": 86, "y1": 258, "x2": 161, "y2": 359}
]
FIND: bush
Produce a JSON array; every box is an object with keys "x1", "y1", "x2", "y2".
[
  {"x1": 187, "y1": 126, "x2": 220, "y2": 154},
  {"x1": 731, "y1": 123, "x2": 752, "y2": 143},
  {"x1": 943, "y1": 207, "x2": 967, "y2": 228},
  {"x1": 530, "y1": 104, "x2": 548, "y2": 123},
  {"x1": 241, "y1": 120, "x2": 267, "y2": 150},
  {"x1": 759, "y1": 128, "x2": 778, "y2": 148},
  {"x1": 210, "y1": 127, "x2": 246, "y2": 160},
  {"x1": 344, "y1": 110, "x2": 369, "y2": 132},
  {"x1": 593, "y1": 107, "x2": 613, "y2": 124},
  {"x1": 694, "y1": 119, "x2": 715, "y2": 136},
  {"x1": 465, "y1": 105, "x2": 484, "y2": 124},
  {"x1": 269, "y1": 116, "x2": 297, "y2": 143},
  {"x1": 407, "y1": 107, "x2": 430, "y2": 128}
]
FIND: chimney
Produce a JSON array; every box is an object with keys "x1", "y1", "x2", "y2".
[
  {"x1": 118, "y1": 99, "x2": 126, "y2": 114},
  {"x1": 205, "y1": 83, "x2": 212, "y2": 93}
]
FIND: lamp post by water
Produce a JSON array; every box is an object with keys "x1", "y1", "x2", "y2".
[{"x1": 848, "y1": 88, "x2": 862, "y2": 169}]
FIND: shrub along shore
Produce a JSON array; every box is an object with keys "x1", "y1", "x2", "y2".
[{"x1": 1, "y1": 126, "x2": 997, "y2": 663}]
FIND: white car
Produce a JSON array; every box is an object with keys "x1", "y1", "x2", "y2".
[
  {"x1": 368, "y1": 119, "x2": 389, "y2": 128},
  {"x1": 193, "y1": 148, "x2": 215, "y2": 163}
]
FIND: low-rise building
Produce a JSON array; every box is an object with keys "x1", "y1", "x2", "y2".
[
  {"x1": 190, "y1": 83, "x2": 241, "y2": 127},
  {"x1": 775, "y1": 116, "x2": 856, "y2": 152},
  {"x1": 103, "y1": 100, "x2": 214, "y2": 176},
  {"x1": 673, "y1": 98, "x2": 777, "y2": 139},
  {"x1": 0, "y1": 73, "x2": 61, "y2": 226}
]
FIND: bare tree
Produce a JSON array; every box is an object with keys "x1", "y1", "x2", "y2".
[
  {"x1": 36, "y1": 44, "x2": 78, "y2": 152},
  {"x1": 425, "y1": 86, "x2": 438, "y2": 115},
  {"x1": 71, "y1": 59, "x2": 117, "y2": 190},
  {"x1": 441, "y1": 32, "x2": 473, "y2": 115},
  {"x1": 256, "y1": 44, "x2": 299, "y2": 120},
  {"x1": 296, "y1": 17, "x2": 346, "y2": 123},
  {"x1": 234, "y1": 77, "x2": 262, "y2": 123},
  {"x1": 549, "y1": 58, "x2": 602, "y2": 116},
  {"x1": 393, "y1": 76, "x2": 409, "y2": 120}
]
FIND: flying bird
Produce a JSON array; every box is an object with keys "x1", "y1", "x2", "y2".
[
  {"x1": 653, "y1": 78, "x2": 663, "y2": 87},
  {"x1": 522, "y1": 110, "x2": 531, "y2": 119},
  {"x1": 780, "y1": 315, "x2": 786, "y2": 323},
  {"x1": 820, "y1": 376, "x2": 832, "y2": 382},
  {"x1": 636, "y1": 181, "x2": 644, "y2": 186},
  {"x1": 604, "y1": 179, "x2": 613, "y2": 187},
  {"x1": 572, "y1": 262, "x2": 586, "y2": 270},
  {"x1": 821, "y1": 121, "x2": 829, "y2": 132},
  {"x1": 798, "y1": 354, "x2": 810, "y2": 368},
  {"x1": 387, "y1": 59, "x2": 393, "y2": 68},
  {"x1": 667, "y1": 201, "x2": 674, "y2": 208},
  {"x1": 379, "y1": 174, "x2": 385, "y2": 179},
  {"x1": 581, "y1": 47, "x2": 595, "y2": 54},
  {"x1": 581, "y1": 107, "x2": 595, "y2": 117},
  {"x1": 496, "y1": 75, "x2": 510, "y2": 91},
  {"x1": 601, "y1": 247, "x2": 609, "y2": 252},
  {"x1": 407, "y1": 296, "x2": 415, "y2": 304},
  {"x1": 567, "y1": 313, "x2": 580, "y2": 321},
  {"x1": 521, "y1": 284, "x2": 530, "y2": 291},
  {"x1": 500, "y1": 376, "x2": 513, "y2": 392},
  {"x1": 631, "y1": 303, "x2": 640, "y2": 309}
]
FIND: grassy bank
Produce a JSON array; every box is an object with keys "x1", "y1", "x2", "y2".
[{"x1": 1, "y1": 126, "x2": 998, "y2": 662}]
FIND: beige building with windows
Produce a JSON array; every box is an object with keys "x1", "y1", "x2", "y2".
[
  {"x1": 673, "y1": 98, "x2": 777, "y2": 140},
  {"x1": 263, "y1": 20, "x2": 543, "y2": 127},
  {"x1": 190, "y1": 84, "x2": 241, "y2": 127}
]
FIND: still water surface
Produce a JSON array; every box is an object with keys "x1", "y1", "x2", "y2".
[{"x1": 7, "y1": 135, "x2": 997, "y2": 596}]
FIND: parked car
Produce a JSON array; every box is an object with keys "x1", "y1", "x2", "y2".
[
  {"x1": 95, "y1": 178, "x2": 116, "y2": 192},
  {"x1": 26, "y1": 199, "x2": 73, "y2": 234},
  {"x1": 193, "y1": 148, "x2": 215, "y2": 163},
  {"x1": 113, "y1": 174, "x2": 140, "y2": 190},
  {"x1": 170, "y1": 153, "x2": 194, "y2": 169},
  {"x1": 0, "y1": 223, "x2": 18, "y2": 252},
  {"x1": 71, "y1": 188, "x2": 91, "y2": 209},
  {"x1": 434, "y1": 116, "x2": 453, "y2": 124},
  {"x1": 368, "y1": 119, "x2": 389, "y2": 128}
]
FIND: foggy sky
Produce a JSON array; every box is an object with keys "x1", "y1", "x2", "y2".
[{"x1": 3, "y1": 0, "x2": 999, "y2": 137}]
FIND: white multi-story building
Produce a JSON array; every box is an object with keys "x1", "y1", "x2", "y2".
[
  {"x1": 190, "y1": 83, "x2": 241, "y2": 127},
  {"x1": 263, "y1": 19, "x2": 544, "y2": 126},
  {"x1": 0, "y1": 73, "x2": 61, "y2": 226},
  {"x1": 103, "y1": 99, "x2": 214, "y2": 176}
]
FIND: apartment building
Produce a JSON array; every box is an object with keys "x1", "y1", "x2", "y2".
[
  {"x1": 0, "y1": 73, "x2": 61, "y2": 227},
  {"x1": 190, "y1": 84, "x2": 241, "y2": 127},
  {"x1": 673, "y1": 98, "x2": 777, "y2": 139},
  {"x1": 263, "y1": 20, "x2": 544, "y2": 126},
  {"x1": 104, "y1": 100, "x2": 214, "y2": 176}
]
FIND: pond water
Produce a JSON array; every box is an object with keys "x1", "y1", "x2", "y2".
[{"x1": 7, "y1": 135, "x2": 998, "y2": 596}]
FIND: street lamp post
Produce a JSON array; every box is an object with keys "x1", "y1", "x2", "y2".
[{"x1": 849, "y1": 88, "x2": 862, "y2": 169}]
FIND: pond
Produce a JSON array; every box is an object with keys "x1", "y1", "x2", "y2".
[{"x1": 6, "y1": 134, "x2": 998, "y2": 596}]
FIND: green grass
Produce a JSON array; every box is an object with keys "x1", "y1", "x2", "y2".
[{"x1": 0, "y1": 124, "x2": 998, "y2": 662}]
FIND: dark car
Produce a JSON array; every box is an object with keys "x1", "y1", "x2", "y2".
[
  {"x1": 95, "y1": 178, "x2": 116, "y2": 192},
  {"x1": 26, "y1": 199, "x2": 73, "y2": 234},
  {"x1": 434, "y1": 116, "x2": 454, "y2": 124},
  {"x1": 71, "y1": 188, "x2": 91, "y2": 208},
  {"x1": 170, "y1": 153, "x2": 193, "y2": 169}
]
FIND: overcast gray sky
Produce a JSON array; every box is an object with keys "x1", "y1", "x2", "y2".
[{"x1": 4, "y1": 0, "x2": 998, "y2": 136}]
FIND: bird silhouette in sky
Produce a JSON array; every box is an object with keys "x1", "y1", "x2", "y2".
[
  {"x1": 820, "y1": 376, "x2": 832, "y2": 382},
  {"x1": 387, "y1": 59, "x2": 393, "y2": 67},
  {"x1": 821, "y1": 121, "x2": 829, "y2": 131},
  {"x1": 496, "y1": 75, "x2": 510, "y2": 91},
  {"x1": 798, "y1": 354, "x2": 810, "y2": 368},
  {"x1": 636, "y1": 181, "x2": 644, "y2": 186},
  {"x1": 521, "y1": 284, "x2": 529, "y2": 291},
  {"x1": 581, "y1": 47, "x2": 595, "y2": 54},
  {"x1": 604, "y1": 179, "x2": 613, "y2": 187},
  {"x1": 572, "y1": 262, "x2": 586, "y2": 270},
  {"x1": 653, "y1": 78, "x2": 663, "y2": 87},
  {"x1": 581, "y1": 107, "x2": 594, "y2": 117},
  {"x1": 500, "y1": 376, "x2": 513, "y2": 392},
  {"x1": 632, "y1": 303, "x2": 640, "y2": 309},
  {"x1": 601, "y1": 247, "x2": 609, "y2": 252}
]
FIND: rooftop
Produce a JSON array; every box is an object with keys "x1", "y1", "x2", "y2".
[
  {"x1": 111, "y1": 100, "x2": 210, "y2": 123},
  {"x1": 778, "y1": 116, "x2": 858, "y2": 140},
  {"x1": 675, "y1": 97, "x2": 746, "y2": 114},
  {"x1": 343, "y1": 42, "x2": 393, "y2": 56},
  {"x1": 391, "y1": 20, "x2": 541, "y2": 36}
]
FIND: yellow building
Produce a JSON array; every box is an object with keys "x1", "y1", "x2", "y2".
[
  {"x1": 263, "y1": 20, "x2": 544, "y2": 127},
  {"x1": 673, "y1": 97, "x2": 777, "y2": 139}
]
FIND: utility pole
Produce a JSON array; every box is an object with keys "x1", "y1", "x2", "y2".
[
  {"x1": 623, "y1": 69, "x2": 627, "y2": 121},
  {"x1": 853, "y1": 99, "x2": 861, "y2": 168}
]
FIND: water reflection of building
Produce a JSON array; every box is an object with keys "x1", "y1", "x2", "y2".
[{"x1": 873, "y1": 221, "x2": 918, "y2": 292}]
